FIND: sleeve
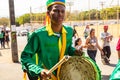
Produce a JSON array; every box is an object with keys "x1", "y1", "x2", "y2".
[
  {"x1": 116, "y1": 38, "x2": 120, "y2": 51},
  {"x1": 68, "y1": 45, "x2": 76, "y2": 56},
  {"x1": 20, "y1": 32, "x2": 43, "y2": 77},
  {"x1": 67, "y1": 27, "x2": 76, "y2": 56}
]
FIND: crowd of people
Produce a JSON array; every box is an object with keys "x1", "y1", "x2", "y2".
[
  {"x1": 73, "y1": 25, "x2": 113, "y2": 64},
  {"x1": 0, "y1": 28, "x2": 10, "y2": 49}
]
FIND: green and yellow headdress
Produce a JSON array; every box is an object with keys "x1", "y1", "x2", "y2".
[{"x1": 46, "y1": 0, "x2": 65, "y2": 8}]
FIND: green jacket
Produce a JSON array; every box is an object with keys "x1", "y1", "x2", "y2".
[{"x1": 20, "y1": 25, "x2": 76, "y2": 77}]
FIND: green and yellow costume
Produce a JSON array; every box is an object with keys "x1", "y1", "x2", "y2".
[{"x1": 21, "y1": 25, "x2": 76, "y2": 77}]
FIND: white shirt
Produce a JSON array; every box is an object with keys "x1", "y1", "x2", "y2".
[{"x1": 100, "y1": 32, "x2": 111, "y2": 47}]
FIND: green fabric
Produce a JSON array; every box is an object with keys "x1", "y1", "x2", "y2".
[
  {"x1": 20, "y1": 25, "x2": 76, "y2": 77},
  {"x1": 27, "y1": 31, "x2": 33, "y2": 41},
  {"x1": 21, "y1": 31, "x2": 38, "y2": 71},
  {"x1": 110, "y1": 59, "x2": 120, "y2": 80},
  {"x1": 46, "y1": 0, "x2": 65, "y2": 7}
]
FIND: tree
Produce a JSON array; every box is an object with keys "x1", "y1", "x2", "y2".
[
  {"x1": 0, "y1": 17, "x2": 9, "y2": 26},
  {"x1": 16, "y1": 14, "x2": 30, "y2": 25}
]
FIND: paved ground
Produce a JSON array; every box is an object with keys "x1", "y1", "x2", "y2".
[{"x1": 0, "y1": 36, "x2": 119, "y2": 80}]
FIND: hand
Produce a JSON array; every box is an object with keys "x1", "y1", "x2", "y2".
[
  {"x1": 101, "y1": 51, "x2": 104, "y2": 56},
  {"x1": 75, "y1": 49, "x2": 83, "y2": 56},
  {"x1": 110, "y1": 35, "x2": 113, "y2": 40},
  {"x1": 40, "y1": 69, "x2": 51, "y2": 80}
]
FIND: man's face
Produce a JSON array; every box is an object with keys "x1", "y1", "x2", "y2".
[
  {"x1": 48, "y1": 4, "x2": 65, "y2": 25},
  {"x1": 104, "y1": 26, "x2": 108, "y2": 32}
]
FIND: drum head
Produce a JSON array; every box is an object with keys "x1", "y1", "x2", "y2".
[{"x1": 59, "y1": 56, "x2": 101, "y2": 80}]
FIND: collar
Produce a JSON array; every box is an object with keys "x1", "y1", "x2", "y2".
[{"x1": 46, "y1": 24, "x2": 67, "y2": 36}]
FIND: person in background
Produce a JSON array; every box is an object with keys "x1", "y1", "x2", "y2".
[
  {"x1": 75, "y1": 38, "x2": 86, "y2": 55},
  {"x1": 1, "y1": 29, "x2": 5, "y2": 49},
  {"x1": 83, "y1": 25, "x2": 90, "y2": 39},
  {"x1": 20, "y1": 0, "x2": 83, "y2": 80},
  {"x1": 116, "y1": 37, "x2": 120, "y2": 60},
  {"x1": 5, "y1": 31, "x2": 10, "y2": 48},
  {"x1": 0, "y1": 31, "x2": 4, "y2": 49},
  {"x1": 85, "y1": 28, "x2": 104, "y2": 62},
  {"x1": 100, "y1": 25, "x2": 113, "y2": 63}
]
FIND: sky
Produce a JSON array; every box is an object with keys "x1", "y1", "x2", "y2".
[{"x1": 0, "y1": 0, "x2": 119, "y2": 17}]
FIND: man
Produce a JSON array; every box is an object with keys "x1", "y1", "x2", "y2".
[
  {"x1": 100, "y1": 25, "x2": 113, "y2": 64},
  {"x1": 20, "y1": 0, "x2": 82, "y2": 80}
]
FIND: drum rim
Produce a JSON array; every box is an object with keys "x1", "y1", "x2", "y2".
[
  {"x1": 85, "y1": 57, "x2": 101, "y2": 80},
  {"x1": 59, "y1": 56, "x2": 101, "y2": 80}
]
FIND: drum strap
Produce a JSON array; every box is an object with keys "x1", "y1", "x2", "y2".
[
  {"x1": 57, "y1": 32, "x2": 66, "y2": 80},
  {"x1": 23, "y1": 72, "x2": 27, "y2": 80}
]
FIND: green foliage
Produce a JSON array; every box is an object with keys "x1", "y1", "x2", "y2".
[
  {"x1": 16, "y1": 13, "x2": 46, "y2": 25},
  {"x1": 71, "y1": 6, "x2": 120, "y2": 21},
  {"x1": 0, "y1": 17, "x2": 9, "y2": 25},
  {"x1": 16, "y1": 14, "x2": 30, "y2": 25}
]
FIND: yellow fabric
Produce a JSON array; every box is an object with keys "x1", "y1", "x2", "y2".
[
  {"x1": 23, "y1": 72, "x2": 27, "y2": 80},
  {"x1": 36, "y1": 54, "x2": 39, "y2": 65},
  {"x1": 46, "y1": 14, "x2": 50, "y2": 26},
  {"x1": 46, "y1": 23, "x2": 67, "y2": 36},
  {"x1": 35, "y1": 54, "x2": 40, "y2": 80},
  {"x1": 57, "y1": 33, "x2": 66, "y2": 80},
  {"x1": 58, "y1": 38, "x2": 61, "y2": 53}
]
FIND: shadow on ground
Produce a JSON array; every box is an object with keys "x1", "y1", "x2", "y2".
[
  {"x1": 107, "y1": 63, "x2": 116, "y2": 67},
  {"x1": 102, "y1": 75, "x2": 110, "y2": 80}
]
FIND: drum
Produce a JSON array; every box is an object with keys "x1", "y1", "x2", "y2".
[{"x1": 59, "y1": 56, "x2": 101, "y2": 80}]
